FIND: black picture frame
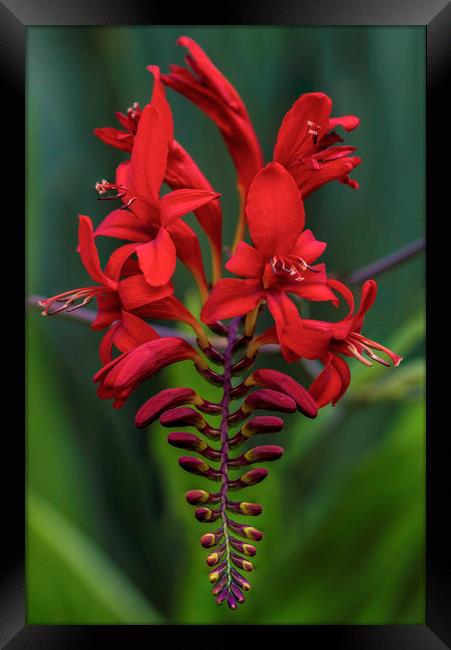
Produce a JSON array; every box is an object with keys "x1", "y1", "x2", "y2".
[{"x1": 5, "y1": 0, "x2": 449, "y2": 647}]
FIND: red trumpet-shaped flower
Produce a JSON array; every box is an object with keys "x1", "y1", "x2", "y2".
[
  {"x1": 274, "y1": 92, "x2": 361, "y2": 197},
  {"x1": 39, "y1": 215, "x2": 168, "y2": 363},
  {"x1": 201, "y1": 163, "x2": 338, "y2": 352},
  {"x1": 95, "y1": 67, "x2": 223, "y2": 282},
  {"x1": 94, "y1": 69, "x2": 219, "y2": 295},
  {"x1": 252, "y1": 280, "x2": 403, "y2": 407}
]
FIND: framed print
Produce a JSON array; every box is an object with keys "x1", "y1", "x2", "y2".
[{"x1": 2, "y1": 0, "x2": 449, "y2": 647}]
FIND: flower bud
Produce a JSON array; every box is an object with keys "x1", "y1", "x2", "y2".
[
  {"x1": 231, "y1": 568, "x2": 251, "y2": 591},
  {"x1": 229, "y1": 445, "x2": 284, "y2": 467},
  {"x1": 228, "y1": 520, "x2": 264, "y2": 541},
  {"x1": 209, "y1": 561, "x2": 226, "y2": 583},
  {"x1": 230, "y1": 552, "x2": 253, "y2": 572},
  {"x1": 185, "y1": 489, "x2": 211, "y2": 505},
  {"x1": 230, "y1": 582, "x2": 245, "y2": 604},
  {"x1": 178, "y1": 456, "x2": 220, "y2": 480},
  {"x1": 228, "y1": 389, "x2": 296, "y2": 424},
  {"x1": 229, "y1": 468, "x2": 268, "y2": 488},
  {"x1": 246, "y1": 369, "x2": 318, "y2": 419},
  {"x1": 227, "y1": 593, "x2": 238, "y2": 610},
  {"x1": 195, "y1": 507, "x2": 220, "y2": 522},
  {"x1": 135, "y1": 387, "x2": 199, "y2": 427},
  {"x1": 211, "y1": 574, "x2": 227, "y2": 596},
  {"x1": 229, "y1": 538, "x2": 256, "y2": 556},
  {"x1": 242, "y1": 415, "x2": 285, "y2": 436},
  {"x1": 215, "y1": 587, "x2": 228, "y2": 605},
  {"x1": 206, "y1": 546, "x2": 225, "y2": 566},
  {"x1": 201, "y1": 530, "x2": 224, "y2": 548},
  {"x1": 168, "y1": 433, "x2": 220, "y2": 460},
  {"x1": 226, "y1": 500, "x2": 262, "y2": 516},
  {"x1": 160, "y1": 407, "x2": 220, "y2": 438}
]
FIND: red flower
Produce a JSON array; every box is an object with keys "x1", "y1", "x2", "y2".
[
  {"x1": 201, "y1": 163, "x2": 338, "y2": 350},
  {"x1": 95, "y1": 67, "x2": 223, "y2": 282},
  {"x1": 162, "y1": 36, "x2": 264, "y2": 201},
  {"x1": 94, "y1": 70, "x2": 220, "y2": 295},
  {"x1": 39, "y1": 216, "x2": 169, "y2": 363},
  {"x1": 257, "y1": 280, "x2": 403, "y2": 407},
  {"x1": 274, "y1": 92, "x2": 362, "y2": 197}
]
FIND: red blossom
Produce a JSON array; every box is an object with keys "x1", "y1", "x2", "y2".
[{"x1": 201, "y1": 163, "x2": 338, "y2": 353}]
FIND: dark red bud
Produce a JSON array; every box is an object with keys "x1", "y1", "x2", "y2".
[
  {"x1": 135, "y1": 387, "x2": 199, "y2": 428},
  {"x1": 228, "y1": 520, "x2": 264, "y2": 541},
  {"x1": 242, "y1": 415, "x2": 285, "y2": 436},
  {"x1": 168, "y1": 433, "x2": 220, "y2": 460},
  {"x1": 230, "y1": 582, "x2": 245, "y2": 604},
  {"x1": 230, "y1": 468, "x2": 268, "y2": 488},
  {"x1": 195, "y1": 507, "x2": 220, "y2": 522},
  {"x1": 211, "y1": 574, "x2": 228, "y2": 595},
  {"x1": 197, "y1": 367, "x2": 224, "y2": 386},
  {"x1": 215, "y1": 587, "x2": 228, "y2": 605},
  {"x1": 160, "y1": 406, "x2": 205, "y2": 428},
  {"x1": 228, "y1": 389, "x2": 297, "y2": 423},
  {"x1": 185, "y1": 489, "x2": 211, "y2": 505},
  {"x1": 246, "y1": 369, "x2": 318, "y2": 419},
  {"x1": 231, "y1": 568, "x2": 251, "y2": 591},
  {"x1": 227, "y1": 593, "x2": 238, "y2": 609},
  {"x1": 201, "y1": 530, "x2": 224, "y2": 548},
  {"x1": 230, "y1": 552, "x2": 254, "y2": 572},
  {"x1": 243, "y1": 445, "x2": 284, "y2": 463},
  {"x1": 178, "y1": 456, "x2": 220, "y2": 480},
  {"x1": 229, "y1": 538, "x2": 257, "y2": 556}
]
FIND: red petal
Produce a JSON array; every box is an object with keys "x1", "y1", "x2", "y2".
[
  {"x1": 274, "y1": 92, "x2": 332, "y2": 165},
  {"x1": 118, "y1": 274, "x2": 173, "y2": 311},
  {"x1": 165, "y1": 219, "x2": 208, "y2": 296},
  {"x1": 99, "y1": 322, "x2": 121, "y2": 365},
  {"x1": 134, "y1": 295, "x2": 199, "y2": 331},
  {"x1": 201, "y1": 278, "x2": 264, "y2": 324},
  {"x1": 281, "y1": 323, "x2": 331, "y2": 360},
  {"x1": 246, "y1": 163, "x2": 305, "y2": 256},
  {"x1": 78, "y1": 215, "x2": 113, "y2": 288},
  {"x1": 136, "y1": 228, "x2": 176, "y2": 287},
  {"x1": 309, "y1": 354, "x2": 350, "y2": 408},
  {"x1": 94, "y1": 127, "x2": 133, "y2": 152},
  {"x1": 92, "y1": 292, "x2": 121, "y2": 331},
  {"x1": 290, "y1": 229, "x2": 327, "y2": 264},
  {"x1": 329, "y1": 115, "x2": 360, "y2": 132},
  {"x1": 166, "y1": 140, "x2": 222, "y2": 259},
  {"x1": 225, "y1": 241, "x2": 264, "y2": 278},
  {"x1": 130, "y1": 104, "x2": 169, "y2": 204},
  {"x1": 159, "y1": 188, "x2": 221, "y2": 227},
  {"x1": 95, "y1": 208, "x2": 152, "y2": 242},
  {"x1": 296, "y1": 156, "x2": 362, "y2": 198},
  {"x1": 105, "y1": 243, "x2": 138, "y2": 282},
  {"x1": 113, "y1": 310, "x2": 159, "y2": 353},
  {"x1": 353, "y1": 279, "x2": 378, "y2": 330}
]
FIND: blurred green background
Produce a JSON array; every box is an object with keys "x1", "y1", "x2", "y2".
[{"x1": 26, "y1": 26, "x2": 425, "y2": 624}]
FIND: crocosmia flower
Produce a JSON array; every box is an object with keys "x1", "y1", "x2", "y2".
[{"x1": 40, "y1": 35, "x2": 402, "y2": 611}]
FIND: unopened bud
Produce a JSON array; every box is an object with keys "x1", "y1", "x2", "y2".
[
  {"x1": 230, "y1": 468, "x2": 268, "y2": 488},
  {"x1": 246, "y1": 369, "x2": 318, "y2": 419},
  {"x1": 228, "y1": 520, "x2": 264, "y2": 541},
  {"x1": 185, "y1": 489, "x2": 211, "y2": 505},
  {"x1": 195, "y1": 507, "x2": 220, "y2": 522},
  {"x1": 231, "y1": 552, "x2": 254, "y2": 572},
  {"x1": 229, "y1": 538, "x2": 256, "y2": 556},
  {"x1": 201, "y1": 530, "x2": 224, "y2": 548},
  {"x1": 231, "y1": 568, "x2": 251, "y2": 591}
]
